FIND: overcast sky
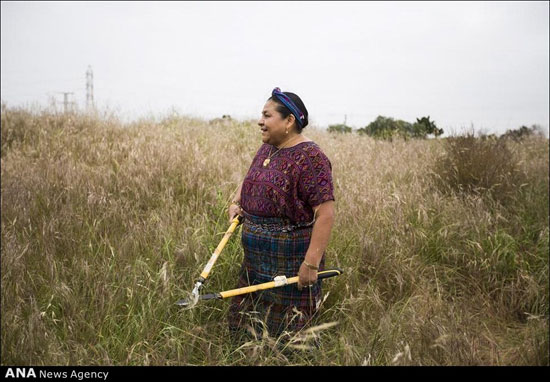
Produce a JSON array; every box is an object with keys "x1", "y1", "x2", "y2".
[{"x1": 1, "y1": 1, "x2": 549, "y2": 135}]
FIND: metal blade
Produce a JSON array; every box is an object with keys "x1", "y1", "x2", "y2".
[{"x1": 174, "y1": 290, "x2": 200, "y2": 309}]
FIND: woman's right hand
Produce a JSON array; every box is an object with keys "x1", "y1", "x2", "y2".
[{"x1": 228, "y1": 202, "x2": 242, "y2": 223}]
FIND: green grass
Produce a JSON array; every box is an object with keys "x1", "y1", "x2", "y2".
[{"x1": 1, "y1": 106, "x2": 548, "y2": 365}]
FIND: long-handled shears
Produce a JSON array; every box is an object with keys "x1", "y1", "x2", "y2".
[
  {"x1": 176, "y1": 214, "x2": 343, "y2": 308},
  {"x1": 176, "y1": 268, "x2": 343, "y2": 307}
]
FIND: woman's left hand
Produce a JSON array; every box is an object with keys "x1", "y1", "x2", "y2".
[{"x1": 297, "y1": 262, "x2": 318, "y2": 291}]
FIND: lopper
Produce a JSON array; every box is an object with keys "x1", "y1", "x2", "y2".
[
  {"x1": 176, "y1": 214, "x2": 343, "y2": 308},
  {"x1": 176, "y1": 268, "x2": 343, "y2": 307}
]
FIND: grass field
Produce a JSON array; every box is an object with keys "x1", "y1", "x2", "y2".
[{"x1": 1, "y1": 106, "x2": 548, "y2": 365}]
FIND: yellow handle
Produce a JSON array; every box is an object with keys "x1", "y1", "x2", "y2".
[
  {"x1": 219, "y1": 276, "x2": 300, "y2": 299},
  {"x1": 199, "y1": 216, "x2": 242, "y2": 280},
  {"x1": 218, "y1": 269, "x2": 343, "y2": 299}
]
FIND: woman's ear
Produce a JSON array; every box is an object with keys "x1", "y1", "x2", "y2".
[{"x1": 286, "y1": 113, "x2": 296, "y2": 129}]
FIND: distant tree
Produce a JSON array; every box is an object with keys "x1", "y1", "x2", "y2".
[
  {"x1": 500, "y1": 124, "x2": 544, "y2": 141},
  {"x1": 356, "y1": 127, "x2": 368, "y2": 135},
  {"x1": 327, "y1": 124, "x2": 352, "y2": 134},
  {"x1": 357, "y1": 116, "x2": 411, "y2": 140},
  {"x1": 358, "y1": 115, "x2": 443, "y2": 140},
  {"x1": 411, "y1": 116, "x2": 443, "y2": 138}
]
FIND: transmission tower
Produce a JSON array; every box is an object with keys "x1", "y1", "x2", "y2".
[
  {"x1": 86, "y1": 65, "x2": 94, "y2": 110},
  {"x1": 56, "y1": 92, "x2": 75, "y2": 113}
]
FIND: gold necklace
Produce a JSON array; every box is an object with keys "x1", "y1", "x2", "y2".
[{"x1": 262, "y1": 135, "x2": 301, "y2": 167}]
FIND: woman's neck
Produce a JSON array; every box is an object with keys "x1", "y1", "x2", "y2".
[{"x1": 275, "y1": 133, "x2": 303, "y2": 149}]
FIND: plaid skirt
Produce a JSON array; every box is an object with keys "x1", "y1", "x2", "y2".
[{"x1": 228, "y1": 212, "x2": 325, "y2": 337}]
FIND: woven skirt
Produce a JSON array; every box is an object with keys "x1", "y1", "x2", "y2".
[{"x1": 228, "y1": 212, "x2": 325, "y2": 337}]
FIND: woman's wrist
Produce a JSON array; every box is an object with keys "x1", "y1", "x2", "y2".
[{"x1": 302, "y1": 260, "x2": 319, "y2": 271}]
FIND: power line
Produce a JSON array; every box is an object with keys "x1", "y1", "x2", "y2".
[{"x1": 0, "y1": 76, "x2": 83, "y2": 87}]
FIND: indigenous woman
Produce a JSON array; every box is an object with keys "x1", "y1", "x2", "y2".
[{"x1": 228, "y1": 88, "x2": 335, "y2": 337}]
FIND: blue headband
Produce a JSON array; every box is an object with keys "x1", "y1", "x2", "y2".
[{"x1": 271, "y1": 87, "x2": 305, "y2": 128}]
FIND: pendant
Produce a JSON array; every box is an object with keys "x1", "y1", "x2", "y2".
[{"x1": 263, "y1": 158, "x2": 270, "y2": 167}]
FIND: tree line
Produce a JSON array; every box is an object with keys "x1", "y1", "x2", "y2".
[
  {"x1": 328, "y1": 115, "x2": 442, "y2": 139},
  {"x1": 328, "y1": 115, "x2": 545, "y2": 141}
]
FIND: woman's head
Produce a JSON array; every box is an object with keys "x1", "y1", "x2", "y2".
[
  {"x1": 258, "y1": 88, "x2": 309, "y2": 146},
  {"x1": 267, "y1": 88, "x2": 309, "y2": 133}
]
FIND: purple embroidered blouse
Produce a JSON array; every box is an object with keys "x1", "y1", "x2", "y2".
[{"x1": 240, "y1": 141, "x2": 335, "y2": 224}]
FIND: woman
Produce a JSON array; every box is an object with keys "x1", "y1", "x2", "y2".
[{"x1": 227, "y1": 88, "x2": 335, "y2": 337}]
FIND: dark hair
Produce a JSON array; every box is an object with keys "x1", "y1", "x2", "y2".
[{"x1": 268, "y1": 92, "x2": 309, "y2": 133}]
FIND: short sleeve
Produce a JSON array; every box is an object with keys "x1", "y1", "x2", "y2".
[{"x1": 298, "y1": 145, "x2": 335, "y2": 208}]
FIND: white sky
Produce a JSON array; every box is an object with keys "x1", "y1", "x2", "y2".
[{"x1": 1, "y1": 1, "x2": 549, "y2": 135}]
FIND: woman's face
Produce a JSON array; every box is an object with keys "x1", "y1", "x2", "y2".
[{"x1": 258, "y1": 100, "x2": 293, "y2": 146}]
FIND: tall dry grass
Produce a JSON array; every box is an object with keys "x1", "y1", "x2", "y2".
[{"x1": 1, "y1": 106, "x2": 548, "y2": 365}]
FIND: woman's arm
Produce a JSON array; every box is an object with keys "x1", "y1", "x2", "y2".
[
  {"x1": 297, "y1": 200, "x2": 335, "y2": 290},
  {"x1": 228, "y1": 181, "x2": 244, "y2": 222}
]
